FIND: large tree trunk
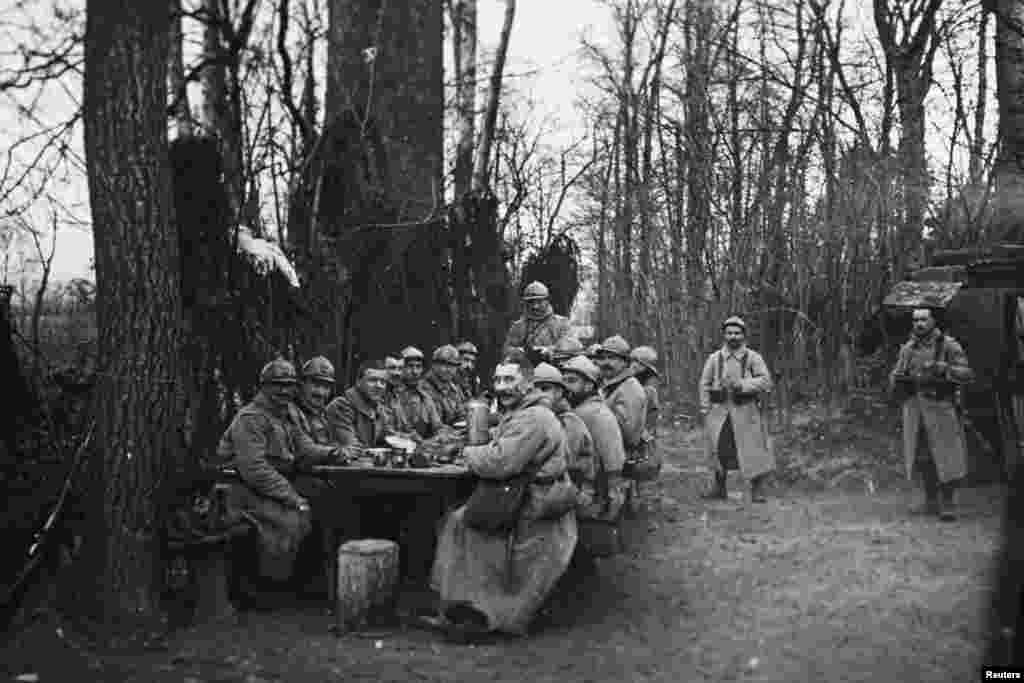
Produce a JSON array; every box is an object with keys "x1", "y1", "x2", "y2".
[
  {"x1": 319, "y1": 0, "x2": 446, "y2": 382},
  {"x1": 990, "y1": 0, "x2": 1024, "y2": 243},
  {"x1": 80, "y1": 0, "x2": 184, "y2": 625}
]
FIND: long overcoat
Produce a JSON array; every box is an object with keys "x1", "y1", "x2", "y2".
[
  {"x1": 215, "y1": 393, "x2": 311, "y2": 579},
  {"x1": 601, "y1": 369, "x2": 648, "y2": 453},
  {"x1": 431, "y1": 391, "x2": 577, "y2": 635},
  {"x1": 573, "y1": 394, "x2": 629, "y2": 520},
  {"x1": 890, "y1": 329, "x2": 973, "y2": 483},
  {"x1": 698, "y1": 345, "x2": 775, "y2": 479}
]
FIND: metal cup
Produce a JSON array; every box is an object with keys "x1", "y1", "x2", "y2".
[{"x1": 369, "y1": 448, "x2": 390, "y2": 467}]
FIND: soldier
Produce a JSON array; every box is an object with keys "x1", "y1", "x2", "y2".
[
  {"x1": 295, "y1": 356, "x2": 340, "y2": 449},
  {"x1": 215, "y1": 359, "x2": 313, "y2": 585},
  {"x1": 503, "y1": 280, "x2": 574, "y2": 361},
  {"x1": 562, "y1": 354, "x2": 628, "y2": 520},
  {"x1": 533, "y1": 362, "x2": 594, "y2": 485},
  {"x1": 630, "y1": 346, "x2": 661, "y2": 437},
  {"x1": 325, "y1": 359, "x2": 394, "y2": 452},
  {"x1": 422, "y1": 345, "x2": 468, "y2": 426},
  {"x1": 383, "y1": 353, "x2": 404, "y2": 403},
  {"x1": 594, "y1": 335, "x2": 650, "y2": 478},
  {"x1": 550, "y1": 335, "x2": 586, "y2": 369},
  {"x1": 699, "y1": 316, "x2": 774, "y2": 503},
  {"x1": 389, "y1": 346, "x2": 445, "y2": 440},
  {"x1": 890, "y1": 307, "x2": 974, "y2": 521},
  {"x1": 455, "y1": 340, "x2": 482, "y2": 398}
]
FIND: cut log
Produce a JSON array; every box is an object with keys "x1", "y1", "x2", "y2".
[{"x1": 335, "y1": 539, "x2": 399, "y2": 632}]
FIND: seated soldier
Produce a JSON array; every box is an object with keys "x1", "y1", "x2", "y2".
[
  {"x1": 383, "y1": 352, "x2": 404, "y2": 404},
  {"x1": 389, "y1": 346, "x2": 445, "y2": 440},
  {"x1": 429, "y1": 356, "x2": 578, "y2": 640},
  {"x1": 533, "y1": 362, "x2": 594, "y2": 490},
  {"x1": 422, "y1": 345, "x2": 468, "y2": 427},
  {"x1": 456, "y1": 341, "x2": 482, "y2": 398},
  {"x1": 561, "y1": 355, "x2": 629, "y2": 520},
  {"x1": 214, "y1": 359, "x2": 314, "y2": 592},
  {"x1": 325, "y1": 359, "x2": 394, "y2": 453}
]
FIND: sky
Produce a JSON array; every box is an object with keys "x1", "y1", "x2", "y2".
[{"x1": 0, "y1": 0, "x2": 612, "y2": 283}]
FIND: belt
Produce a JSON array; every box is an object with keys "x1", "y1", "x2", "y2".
[{"x1": 708, "y1": 389, "x2": 757, "y2": 405}]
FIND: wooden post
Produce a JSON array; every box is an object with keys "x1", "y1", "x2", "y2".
[{"x1": 335, "y1": 539, "x2": 399, "y2": 632}]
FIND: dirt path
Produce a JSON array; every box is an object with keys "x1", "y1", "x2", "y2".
[{"x1": 2, "y1": 429, "x2": 1002, "y2": 682}]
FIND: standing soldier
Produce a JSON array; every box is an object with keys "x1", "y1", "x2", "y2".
[
  {"x1": 422, "y1": 345, "x2": 468, "y2": 426},
  {"x1": 699, "y1": 316, "x2": 774, "y2": 503},
  {"x1": 455, "y1": 341, "x2": 482, "y2": 398},
  {"x1": 503, "y1": 281, "x2": 575, "y2": 361},
  {"x1": 890, "y1": 307, "x2": 974, "y2": 521},
  {"x1": 594, "y1": 335, "x2": 650, "y2": 480}
]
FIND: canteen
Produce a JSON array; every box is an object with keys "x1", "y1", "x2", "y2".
[{"x1": 465, "y1": 398, "x2": 491, "y2": 446}]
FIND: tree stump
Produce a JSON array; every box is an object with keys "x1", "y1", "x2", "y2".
[{"x1": 335, "y1": 539, "x2": 399, "y2": 632}]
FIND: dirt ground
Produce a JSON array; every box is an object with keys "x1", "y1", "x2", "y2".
[{"x1": 1, "y1": 426, "x2": 1003, "y2": 683}]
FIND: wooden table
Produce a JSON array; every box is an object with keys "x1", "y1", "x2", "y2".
[{"x1": 310, "y1": 463, "x2": 477, "y2": 597}]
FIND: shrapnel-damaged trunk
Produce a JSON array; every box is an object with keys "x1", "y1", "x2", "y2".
[
  {"x1": 79, "y1": 0, "x2": 185, "y2": 626},
  {"x1": 316, "y1": 0, "x2": 446, "y2": 382}
]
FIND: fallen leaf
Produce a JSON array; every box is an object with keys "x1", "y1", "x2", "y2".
[{"x1": 15, "y1": 674, "x2": 40, "y2": 683}]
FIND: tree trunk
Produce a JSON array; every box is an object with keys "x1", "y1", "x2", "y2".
[
  {"x1": 872, "y1": 0, "x2": 943, "y2": 275},
  {"x1": 322, "y1": 0, "x2": 446, "y2": 382},
  {"x1": 991, "y1": 0, "x2": 1024, "y2": 243},
  {"x1": 199, "y1": 0, "x2": 243, "y2": 221},
  {"x1": 473, "y1": 0, "x2": 515, "y2": 193},
  {"x1": 452, "y1": 0, "x2": 477, "y2": 198},
  {"x1": 80, "y1": 0, "x2": 184, "y2": 626}
]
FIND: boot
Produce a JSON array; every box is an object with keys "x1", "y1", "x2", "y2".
[
  {"x1": 750, "y1": 475, "x2": 767, "y2": 503},
  {"x1": 702, "y1": 472, "x2": 727, "y2": 500},
  {"x1": 938, "y1": 482, "x2": 957, "y2": 522}
]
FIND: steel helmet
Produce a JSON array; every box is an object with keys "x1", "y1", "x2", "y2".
[
  {"x1": 401, "y1": 346, "x2": 425, "y2": 360},
  {"x1": 301, "y1": 356, "x2": 336, "y2": 383},
  {"x1": 260, "y1": 358, "x2": 298, "y2": 385},
  {"x1": 522, "y1": 281, "x2": 550, "y2": 301},
  {"x1": 532, "y1": 362, "x2": 566, "y2": 389},
  {"x1": 598, "y1": 334, "x2": 631, "y2": 358},
  {"x1": 456, "y1": 341, "x2": 478, "y2": 356},
  {"x1": 552, "y1": 335, "x2": 584, "y2": 357},
  {"x1": 722, "y1": 316, "x2": 746, "y2": 333},
  {"x1": 432, "y1": 344, "x2": 461, "y2": 365},
  {"x1": 561, "y1": 355, "x2": 601, "y2": 384},
  {"x1": 630, "y1": 345, "x2": 659, "y2": 376}
]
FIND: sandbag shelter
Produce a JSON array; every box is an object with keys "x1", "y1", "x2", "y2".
[{"x1": 882, "y1": 244, "x2": 1024, "y2": 481}]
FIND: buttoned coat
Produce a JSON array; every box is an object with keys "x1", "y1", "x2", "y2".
[
  {"x1": 698, "y1": 345, "x2": 775, "y2": 479},
  {"x1": 890, "y1": 329, "x2": 974, "y2": 483}
]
